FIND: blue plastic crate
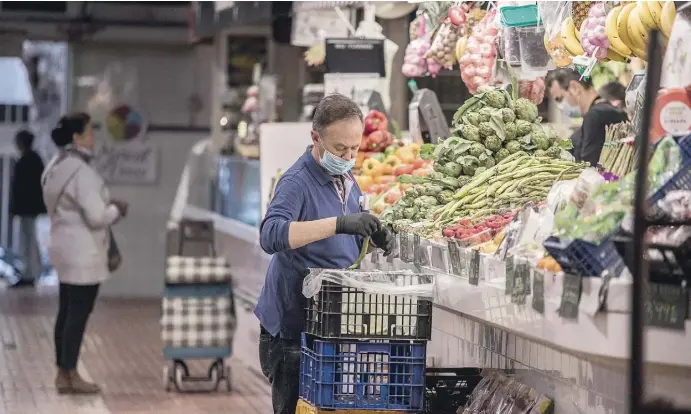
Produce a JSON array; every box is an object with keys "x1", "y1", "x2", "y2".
[
  {"x1": 299, "y1": 334, "x2": 426, "y2": 411},
  {"x1": 543, "y1": 236, "x2": 626, "y2": 277}
]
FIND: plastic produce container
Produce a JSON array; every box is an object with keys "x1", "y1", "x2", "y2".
[
  {"x1": 517, "y1": 25, "x2": 551, "y2": 75},
  {"x1": 503, "y1": 27, "x2": 521, "y2": 66},
  {"x1": 500, "y1": 4, "x2": 539, "y2": 27}
]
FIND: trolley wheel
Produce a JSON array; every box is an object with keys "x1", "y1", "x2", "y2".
[
  {"x1": 162, "y1": 366, "x2": 172, "y2": 392},
  {"x1": 173, "y1": 360, "x2": 188, "y2": 391}
]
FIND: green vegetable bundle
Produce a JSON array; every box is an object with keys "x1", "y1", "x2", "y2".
[{"x1": 600, "y1": 122, "x2": 638, "y2": 177}]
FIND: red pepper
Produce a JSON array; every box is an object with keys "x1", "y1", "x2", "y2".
[
  {"x1": 364, "y1": 110, "x2": 389, "y2": 135},
  {"x1": 366, "y1": 130, "x2": 387, "y2": 151}
]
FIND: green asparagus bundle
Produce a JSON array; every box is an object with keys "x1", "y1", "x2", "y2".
[{"x1": 600, "y1": 122, "x2": 636, "y2": 177}]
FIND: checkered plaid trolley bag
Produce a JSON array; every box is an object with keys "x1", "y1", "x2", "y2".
[{"x1": 161, "y1": 219, "x2": 236, "y2": 392}]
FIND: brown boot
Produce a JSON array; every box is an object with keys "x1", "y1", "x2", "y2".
[
  {"x1": 67, "y1": 369, "x2": 101, "y2": 394},
  {"x1": 55, "y1": 368, "x2": 71, "y2": 394}
]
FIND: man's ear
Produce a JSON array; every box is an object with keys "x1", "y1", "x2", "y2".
[
  {"x1": 311, "y1": 130, "x2": 319, "y2": 144},
  {"x1": 568, "y1": 80, "x2": 582, "y2": 93}
]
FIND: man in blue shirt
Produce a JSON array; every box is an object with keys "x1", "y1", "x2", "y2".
[{"x1": 255, "y1": 94, "x2": 394, "y2": 414}]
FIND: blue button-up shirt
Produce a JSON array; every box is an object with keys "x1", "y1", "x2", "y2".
[{"x1": 255, "y1": 147, "x2": 363, "y2": 338}]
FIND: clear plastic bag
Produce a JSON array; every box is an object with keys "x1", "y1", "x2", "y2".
[
  {"x1": 459, "y1": 9, "x2": 498, "y2": 93},
  {"x1": 657, "y1": 190, "x2": 691, "y2": 220},
  {"x1": 538, "y1": 1, "x2": 573, "y2": 67},
  {"x1": 427, "y1": 21, "x2": 460, "y2": 70},
  {"x1": 302, "y1": 268, "x2": 435, "y2": 300}
]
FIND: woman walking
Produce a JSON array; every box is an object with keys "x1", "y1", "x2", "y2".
[{"x1": 42, "y1": 113, "x2": 128, "y2": 394}]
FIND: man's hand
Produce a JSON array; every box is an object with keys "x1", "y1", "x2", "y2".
[
  {"x1": 371, "y1": 227, "x2": 394, "y2": 256},
  {"x1": 336, "y1": 213, "x2": 381, "y2": 238}
]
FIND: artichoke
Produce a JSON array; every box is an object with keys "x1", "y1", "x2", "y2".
[
  {"x1": 505, "y1": 140, "x2": 522, "y2": 154},
  {"x1": 403, "y1": 207, "x2": 416, "y2": 219},
  {"x1": 546, "y1": 146, "x2": 562, "y2": 158},
  {"x1": 444, "y1": 161, "x2": 463, "y2": 178},
  {"x1": 460, "y1": 124, "x2": 481, "y2": 142},
  {"x1": 460, "y1": 155, "x2": 480, "y2": 176},
  {"x1": 494, "y1": 148, "x2": 511, "y2": 163},
  {"x1": 457, "y1": 176, "x2": 473, "y2": 187},
  {"x1": 468, "y1": 143, "x2": 486, "y2": 158},
  {"x1": 424, "y1": 184, "x2": 444, "y2": 196},
  {"x1": 433, "y1": 161, "x2": 447, "y2": 173},
  {"x1": 474, "y1": 167, "x2": 488, "y2": 176},
  {"x1": 427, "y1": 171, "x2": 445, "y2": 180},
  {"x1": 484, "y1": 90, "x2": 507, "y2": 109},
  {"x1": 479, "y1": 152, "x2": 496, "y2": 168},
  {"x1": 437, "y1": 190, "x2": 455, "y2": 204},
  {"x1": 534, "y1": 149, "x2": 548, "y2": 157},
  {"x1": 500, "y1": 107, "x2": 516, "y2": 123},
  {"x1": 465, "y1": 112, "x2": 481, "y2": 126},
  {"x1": 505, "y1": 122, "x2": 517, "y2": 141},
  {"x1": 484, "y1": 135, "x2": 502, "y2": 151},
  {"x1": 514, "y1": 98, "x2": 539, "y2": 122},
  {"x1": 478, "y1": 107, "x2": 494, "y2": 122},
  {"x1": 532, "y1": 131, "x2": 551, "y2": 151},
  {"x1": 516, "y1": 119, "x2": 533, "y2": 136},
  {"x1": 479, "y1": 122, "x2": 494, "y2": 138}
]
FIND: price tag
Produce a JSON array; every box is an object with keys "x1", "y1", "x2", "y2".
[
  {"x1": 511, "y1": 262, "x2": 529, "y2": 305},
  {"x1": 532, "y1": 269, "x2": 545, "y2": 314},
  {"x1": 559, "y1": 273, "x2": 582, "y2": 319},
  {"x1": 413, "y1": 234, "x2": 430, "y2": 267},
  {"x1": 505, "y1": 256, "x2": 515, "y2": 295},
  {"x1": 431, "y1": 244, "x2": 446, "y2": 272},
  {"x1": 645, "y1": 283, "x2": 687, "y2": 330},
  {"x1": 370, "y1": 249, "x2": 379, "y2": 265},
  {"x1": 447, "y1": 239, "x2": 462, "y2": 276},
  {"x1": 387, "y1": 234, "x2": 399, "y2": 263},
  {"x1": 468, "y1": 249, "x2": 480, "y2": 286},
  {"x1": 399, "y1": 232, "x2": 411, "y2": 263}
]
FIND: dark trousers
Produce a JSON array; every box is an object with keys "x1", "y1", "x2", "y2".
[
  {"x1": 259, "y1": 326, "x2": 301, "y2": 414},
  {"x1": 55, "y1": 283, "x2": 100, "y2": 370}
]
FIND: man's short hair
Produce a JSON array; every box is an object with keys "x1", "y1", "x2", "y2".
[
  {"x1": 547, "y1": 68, "x2": 593, "y2": 91},
  {"x1": 15, "y1": 130, "x2": 35, "y2": 148},
  {"x1": 598, "y1": 81, "x2": 627, "y2": 103},
  {"x1": 312, "y1": 93, "x2": 363, "y2": 135}
]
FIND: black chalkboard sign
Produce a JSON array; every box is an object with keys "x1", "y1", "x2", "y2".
[
  {"x1": 399, "y1": 232, "x2": 411, "y2": 263},
  {"x1": 559, "y1": 273, "x2": 582, "y2": 319},
  {"x1": 447, "y1": 239, "x2": 462, "y2": 276},
  {"x1": 468, "y1": 249, "x2": 480, "y2": 286},
  {"x1": 505, "y1": 255, "x2": 515, "y2": 295},
  {"x1": 532, "y1": 270, "x2": 545, "y2": 314},
  {"x1": 325, "y1": 38, "x2": 385, "y2": 76},
  {"x1": 512, "y1": 262, "x2": 530, "y2": 305},
  {"x1": 646, "y1": 283, "x2": 687, "y2": 330}
]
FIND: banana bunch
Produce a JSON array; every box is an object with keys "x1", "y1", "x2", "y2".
[
  {"x1": 559, "y1": 13, "x2": 628, "y2": 63},
  {"x1": 606, "y1": 1, "x2": 676, "y2": 62}
]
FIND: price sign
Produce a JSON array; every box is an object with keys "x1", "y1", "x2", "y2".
[
  {"x1": 532, "y1": 269, "x2": 545, "y2": 314},
  {"x1": 431, "y1": 244, "x2": 446, "y2": 272},
  {"x1": 512, "y1": 262, "x2": 530, "y2": 305},
  {"x1": 468, "y1": 249, "x2": 480, "y2": 286},
  {"x1": 413, "y1": 234, "x2": 430, "y2": 267},
  {"x1": 559, "y1": 273, "x2": 582, "y2": 319},
  {"x1": 505, "y1": 256, "x2": 515, "y2": 295},
  {"x1": 447, "y1": 239, "x2": 463, "y2": 276},
  {"x1": 399, "y1": 232, "x2": 411, "y2": 263},
  {"x1": 645, "y1": 283, "x2": 687, "y2": 330},
  {"x1": 387, "y1": 234, "x2": 399, "y2": 263},
  {"x1": 370, "y1": 249, "x2": 379, "y2": 265}
]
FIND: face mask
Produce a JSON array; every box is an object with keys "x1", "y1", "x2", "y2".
[
  {"x1": 320, "y1": 144, "x2": 355, "y2": 175},
  {"x1": 558, "y1": 100, "x2": 582, "y2": 118}
]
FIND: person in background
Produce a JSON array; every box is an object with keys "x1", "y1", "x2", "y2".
[
  {"x1": 42, "y1": 113, "x2": 128, "y2": 394},
  {"x1": 598, "y1": 81, "x2": 627, "y2": 110},
  {"x1": 10, "y1": 130, "x2": 47, "y2": 286},
  {"x1": 255, "y1": 94, "x2": 394, "y2": 414},
  {"x1": 548, "y1": 68, "x2": 628, "y2": 166}
]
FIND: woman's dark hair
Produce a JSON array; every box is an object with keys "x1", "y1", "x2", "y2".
[
  {"x1": 15, "y1": 130, "x2": 35, "y2": 149},
  {"x1": 547, "y1": 68, "x2": 594, "y2": 91},
  {"x1": 51, "y1": 112, "x2": 91, "y2": 148},
  {"x1": 598, "y1": 81, "x2": 627, "y2": 103}
]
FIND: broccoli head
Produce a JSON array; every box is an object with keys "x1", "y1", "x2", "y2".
[
  {"x1": 478, "y1": 107, "x2": 494, "y2": 122},
  {"x1": 546, "y1": 146, "x2": 562, "y2": 158},
  {"x1": 516, "y1": 119, "x2": 533, "y2": 136},
  {"x1": 534, "y1": 149, "x2": 548, "y2": 157},
  {"x1": 514, "y1": 98, "x2": 539, "y2": 122},
  {"x1": 532, "y1": 131, "x2": 550, "y2": 151},
  {"x1": 465, "y1": 112, "x2": 481, "y2": 126},
  {"x1": 505, "y1": 122, "x2": 517, "y2": 141},
  {"x1": 504, "y1": 140, "x2": 522, "y2": 154},
  {"x1": 460, "y1": 124, "x2": 481, "y2": 142},
  {"x1": 474, "y1": 167, "x2": 488, "y2": 176},
  {"x1": 479, "y1": 152, "x2": 496, "y2": 168},
  {"x1": 494, "y1": 148, "x2": 511, "y2": 163},
  {"x1": 484, "y1": 135, "x2": 502, "y2": 151},
  {"x1": 468, "y1": 142, "x2": 486, "y2": 158},
  {"x1": 500, "y1": 107, "x2": 516, "y2": 123},
  {"x1": 483, "y1": 90, "x2": 507, "y2": 109},
  {"x1": 478, "y1": 122, "x2": 494, "y2": 138},
  {"x1": 460, "y1": 155, "x2": 480, "y2": 176}
]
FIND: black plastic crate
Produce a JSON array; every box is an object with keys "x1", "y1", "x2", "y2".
[
  {"x1": 305, "y1": 274, "x2": 433, "y2": 340},
  {"x1": 424, "y1": 367, "x2": 483, "y2": 413}
]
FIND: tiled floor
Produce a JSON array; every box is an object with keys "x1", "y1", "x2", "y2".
[{"x1": 0, "y1": 284, "x2": 271, "y2": 414}]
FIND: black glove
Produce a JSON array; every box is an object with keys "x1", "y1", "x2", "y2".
[
  {"x1": 336, "y1": 213, "x2": 381, "y2": 238},
  {"x1": 371, "y1": 227, "x2": 394, "y2": 256}
]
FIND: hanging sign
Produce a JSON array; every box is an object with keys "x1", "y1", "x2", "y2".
[{"x1": 325, "y1": 38, "x2": 385, "y2": 76}]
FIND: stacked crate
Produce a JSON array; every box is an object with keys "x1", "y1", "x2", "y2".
[{"x1": 299, "y1": 271, "x2": 433, "y2": 412}]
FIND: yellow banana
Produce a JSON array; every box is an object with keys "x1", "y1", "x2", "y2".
[
  {"x1": 560, "y1": 17, "x2": 585, "y2": 56},
  {"x1": 618, "y1": 3, "x2": 638, "y2": 51},
  {"x1": 660, "y1": 0, "x2": 676, "y2": 37},
  {"x1": 629, "y1": 7, "x2": 649, "y2": 49},
  {"x1": 606, "y1": 6, "x2": 633, "y2": 57},
  {"x1": 637, "y1": 1, "x2": 658, "y2": 30},
  {"x1": 607, "y1": 47, "x2": 629, "y2": 62},
  {"x1": 647, "y1": 1, "x2": 663, "y2": 27}
]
